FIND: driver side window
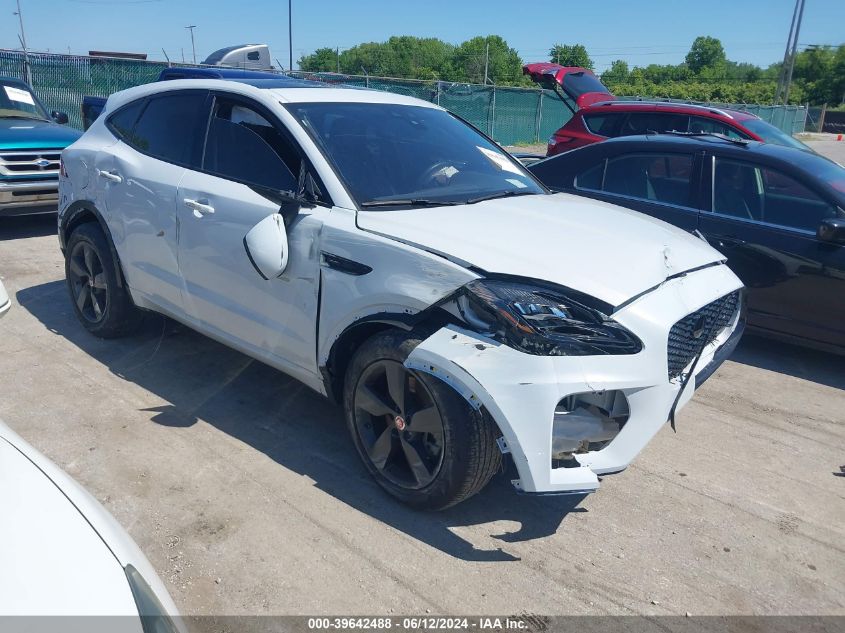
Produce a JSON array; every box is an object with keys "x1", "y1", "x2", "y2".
[
  {"x1": 713, "y1": 158, "x2": 837, "y2": 231},
  {"x1": 202, "y1": 98, "x2": 299, "y2": 192}
]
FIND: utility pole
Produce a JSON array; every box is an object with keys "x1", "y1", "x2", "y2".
[
  {"x1": 185, "y1": 25, "x2": 197, "y2": 64},
  {"x1": 776, "y1": 0, "x2": 806, "y2": 104},
  {"x1": 336, "y1": 46, "x2": 340, "y2": 73},
  {"x1": 13, "y1": 0, "x2": 32, "y2": 85},
  {"x1": 288, "y1": 0, "x2": 293, "y2": 71},
  {"x1": 775, "y1": 0, "x2": 800, "y2": 103},
  {"x1": 483, "y1": 40, "x2": 489, "y2": 85},
  {"x1": 783, "y1": 0, "x2": 806, "y2": 105}
]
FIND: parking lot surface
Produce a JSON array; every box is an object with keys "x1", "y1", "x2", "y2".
[{"x1": 0, "y1": 140, "x2": 843, "y2": 618}]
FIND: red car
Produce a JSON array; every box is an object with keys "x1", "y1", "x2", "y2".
[{"x1": 523, "y1": 63, "x2": 810, "y2": 157}]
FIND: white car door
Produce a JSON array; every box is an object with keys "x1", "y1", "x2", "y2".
[
  {"x1": 176, "y1": 95, "x2": 326, "y2": 381},
  {"x1": 99, "y1": 90, "x2": 209, "y2": 315}
]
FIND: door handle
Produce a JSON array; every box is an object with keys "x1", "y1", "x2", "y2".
[
  {"x1": 96, "y1": 169, "x2": 122, "y2": 183},
  {"x1": 716, "y1": 237, "x2": 746, "y2": 248},
  {"x1": 183, "y1": 198, "x2": 215, "y2": 216}
]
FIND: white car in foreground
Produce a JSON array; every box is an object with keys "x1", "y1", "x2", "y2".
[
  {"x1": 0, "y1": 279, "x2": 9, "y2": 318},
  {"x1": 0, "y1": 419, "x2": 182, "y2": 629},
  {"x1": 58, "y1": 79, "x2": 744, "y2": 509}
]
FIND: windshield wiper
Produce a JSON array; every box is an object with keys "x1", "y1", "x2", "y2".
[
  {"x1": 465, "y1": 190, "x2": 537, "y2": 205},
  {"x1": 1, "y1": 114, "x2": 48, "y2": 121},
  {"x1": 361, "y1": 199, "x2": 459, "y2": 208}
]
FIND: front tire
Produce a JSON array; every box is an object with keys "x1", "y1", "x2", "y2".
[
  {"x1": 344, "y1": 330, "x2": 501, "y2": 510},
  {"x1": 65, "y1": 222, "x2": 142, "y2": 338}
]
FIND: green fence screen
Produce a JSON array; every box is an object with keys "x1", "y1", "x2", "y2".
[{"x1": 1, "y1": 49, "x2": 807, "y2": 146}]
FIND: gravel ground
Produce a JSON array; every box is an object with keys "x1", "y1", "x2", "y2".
[{"x1": 0, "y1": 140, "x2": 843, "y2": 619}]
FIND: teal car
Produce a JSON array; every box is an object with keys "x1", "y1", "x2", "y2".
[{"x1": 1, "y1": 76, "x2": 81, "y2": 216}]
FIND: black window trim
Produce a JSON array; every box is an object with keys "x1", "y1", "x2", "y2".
[
  {"x1": 198, "y1": 90, "x2": 333, "y2": 208},
  {"x1": 704, "y1": 152, "x2": 840, "y2": 236},
  {"x1": 105, "y1": 89, "x2": 211, "y2": 171}
]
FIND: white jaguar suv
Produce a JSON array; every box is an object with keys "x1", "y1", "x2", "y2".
[{"x1": 58, "y1": 78, "x2": 744, "y2": 509}]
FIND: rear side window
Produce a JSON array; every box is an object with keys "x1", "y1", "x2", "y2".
[
  {"x1": 106, "y1": 100, "x2": 144, "y2": 140},
  {"x1": 583, "y1": 113, "x2": 625, "y2": 138},
  {"x1": 601, "y1": 153, "x2": 694, "y2": 206},
  {"x1": 621, "y1": 112, "x2": 689, "y2": 136},
  {"x1": 128, "y1": 92, "x2": 208, "y2": 167},
  {"x1": 689, "y1": 116, "x2": 745, "y2": 139}
]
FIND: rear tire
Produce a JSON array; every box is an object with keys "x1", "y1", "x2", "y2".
[
  {"x1": 344, "y1": 329, "x2": 501, "y2": 510},
  {"x1": 65, "y1": 222, "x2": 142, "y2": 338}
]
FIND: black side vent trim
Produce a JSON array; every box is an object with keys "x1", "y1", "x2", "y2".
[{"x1": 321, "y1": 252, "x2": 372, "y2": 276}]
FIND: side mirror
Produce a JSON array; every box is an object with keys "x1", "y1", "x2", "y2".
[
  {"x1": 243, "y1": 213, "x2": 289, "y2": 279},
  {"x1": 817, "y1": 217, "x2": 845, "y2": 245},
  {"x1": 51, "y1": 110, "x2": 69, "y2": 125}
]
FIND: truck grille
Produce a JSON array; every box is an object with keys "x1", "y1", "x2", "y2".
[
  {"x1": 667, "y1": 290, "x2": 739, "y2": 379},
  {"x1": 0, "y1": 149, "x2": 62, "y2": 177}
]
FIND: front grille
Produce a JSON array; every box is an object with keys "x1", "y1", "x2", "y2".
[
  {"x1": 667, "y1": 290, "x2": 739, "y2": 379},
  {"x1": 0, "y1": 149, "x2": 61, "y2": 177}
]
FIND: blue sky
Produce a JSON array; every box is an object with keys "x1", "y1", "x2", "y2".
[{"x1": 3, "y1": 0, "x2": 844, "y2": 72}]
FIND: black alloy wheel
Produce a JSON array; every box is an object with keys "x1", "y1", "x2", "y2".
[
  {"x1": 352, "y1": 359, "x2": 446, "y2": 489},
  {"x1": 68, "y1": 240, "x2": 108, "y2": 323}
]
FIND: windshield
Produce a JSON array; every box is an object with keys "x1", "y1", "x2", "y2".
[
  {"x1": 742, "y1": 118, "x2": 810, "y2": 151},
  {"x1": 286, "y1": 102, "x2": 545, "y2": 208},
  {"x1": 0, "y1": 81, "x2": 48, "y2": 121}
]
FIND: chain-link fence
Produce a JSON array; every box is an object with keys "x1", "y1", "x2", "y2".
[
  {"x1": 1, "y1": 49, "x2": 807, "y2": 146},
  {"x1": 1, "y1": 50, "x2": 168, "y2": 130}
]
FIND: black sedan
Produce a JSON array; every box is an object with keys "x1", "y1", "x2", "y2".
[{"x1": 528, "y1": 134, "x2": 845, "y2": 353}]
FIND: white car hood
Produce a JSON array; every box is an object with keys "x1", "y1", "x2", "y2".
[
  {"x1": 356, "y1": 192, "x2": 725, "y2": 308},
  {"x1": 0, "y1": 436, "x2": 139, "y2": 616},
  {"x1": 0, "y1": 420, "x2": 180, "y2": 622}
]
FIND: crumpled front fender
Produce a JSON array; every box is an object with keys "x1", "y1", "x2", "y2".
[{"x1": 405, "y1": 325, "x2": 601, "y2": 495}]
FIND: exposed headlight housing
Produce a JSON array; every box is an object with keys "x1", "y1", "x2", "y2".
[
  {"x1": 457, "y1": 279, "x2": 642, "y2": 356},
  {"x1": 124, "y1": 564, "x2": 182, "y2": 633}
]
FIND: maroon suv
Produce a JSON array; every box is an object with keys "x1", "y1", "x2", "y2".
[{"x1": 523, "y1": 63, "x2": 810, "y2": 157}]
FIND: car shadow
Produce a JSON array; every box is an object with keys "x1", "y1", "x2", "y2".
[
  {"x1": 730, "y1": 334, "x2": 845, "y2": 391},
  {"x1": 0, "y1": 213, "x2": 57, "y2": 240},
  {"x1": 16, "y1": 280, "x2": 586, "y2": 562}
]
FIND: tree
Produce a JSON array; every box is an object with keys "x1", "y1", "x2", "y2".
[
  {"x1": 298, "y1": 47, "x2": 340, "y2": 73},
  {"x1": 548, "y1": 44, "x2": 593, "y2": 69},
  {"x1": 601, "y1": 59, "x2": 629, "y2": 84},
  {"x1": 453, "y1": 36, "x2": 523, "y2": 84},
  {"x1": 685, "y1": 36, "x2": 726, "y2": 74}
]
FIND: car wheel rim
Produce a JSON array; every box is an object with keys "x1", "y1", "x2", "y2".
[
  {"x1": 353, "y1": 360, "x2": 445, "y2": 490},
  {"x1": 68, "y1": 242, "x2": 108, "y2": 324}
]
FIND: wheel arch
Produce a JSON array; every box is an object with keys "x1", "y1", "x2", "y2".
[
  {"x1": 321, "y1": 308, "x2": 455, "y2": 404},
  {"x1": 60, "y1": 201, "x2": 126, "y2": 288}
]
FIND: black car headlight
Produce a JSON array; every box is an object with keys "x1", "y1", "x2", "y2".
[{"x1": 457, "y1": 279, "x2": 643, "y2": 356}]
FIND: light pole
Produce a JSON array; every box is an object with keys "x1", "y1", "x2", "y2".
[
  {"x1": 288, "y1": 0, "x2": 293, "y2": 71},
  {"x1": 13, "y1": 0, "x2": 32, "y2": 85},
  {"x1": 185, "y1": 25, "x2": 197, "y2": 64}
]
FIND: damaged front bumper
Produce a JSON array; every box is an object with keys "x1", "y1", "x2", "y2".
[{"x1": 406, "y1": 264, "x2": 743, "y2": 495}]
